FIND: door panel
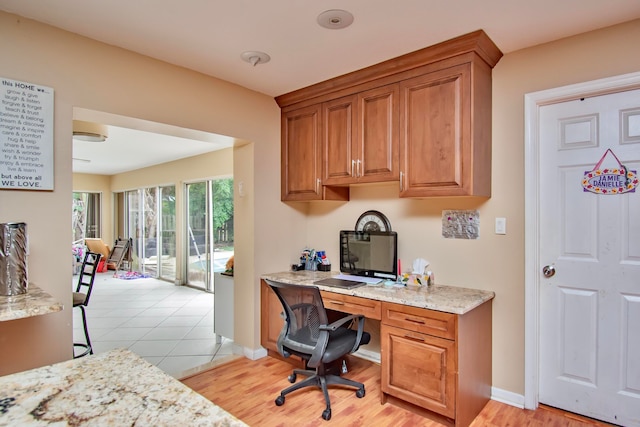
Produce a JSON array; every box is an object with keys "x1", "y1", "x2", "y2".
[
  {"x1": 622, "y1": 295, "x2": 640, "y2": 394},
  {"x1": 186, "y1": 181, "x2": 210, "y2": 291},
  {"x1": 539, "y1": 89, "x2": 640, "y2": 426},
  {"x1": 358, "y1": 84, "x2": 399, "y2": 182},
  {"x1": 557, "y1": 287, "x2": 598, "y2": 385}
]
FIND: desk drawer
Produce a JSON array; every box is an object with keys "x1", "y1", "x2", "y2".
[
  {"x1": 382, "y1": 302, "x2": 456, "y2": 340},
  {"x1": 320, "y1": 291, "x2": 381, "y2": 320}
]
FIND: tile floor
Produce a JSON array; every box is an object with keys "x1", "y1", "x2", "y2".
[{"x1": 73, "y1": 271, "x2": 235, "y2": 379}]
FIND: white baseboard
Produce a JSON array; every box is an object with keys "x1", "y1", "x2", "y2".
[
  {"x1": 491, "y1": 387, "x2": 525, "y2": 409},
  {"x1": 242, "y1": 346, "x2": 267, "y2": 360}
]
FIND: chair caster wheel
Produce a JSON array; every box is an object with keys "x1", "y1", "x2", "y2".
[
  {"x1": 356, "y1": 387, "x2": 365, "y2": 398},
  {"x1": 288, "y1": 373, "x2": 296, "y2": 383},
  {"x1": 275, "y1": 395, "x2": 285, "y2": 406},
  {"x1": 322, "y1": 408, "x2": 331, "y2": 421}
]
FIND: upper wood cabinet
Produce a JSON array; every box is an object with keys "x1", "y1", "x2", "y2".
[
  {"x1": 323, "y1": 84, "x2": 399, "y2": 186},
  {"x1": 281, "y1": 104, "x2": 349, "y2": 201},
  {"x1": 276, "y1": 30, "x2": 502, "y2": 201},
  {"x1": 399, "y1": 59, "x2": 492, "y2": 197}
]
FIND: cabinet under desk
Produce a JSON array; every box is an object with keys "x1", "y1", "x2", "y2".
[{"x1": 260, "y1": 271, "x2": 494, "y2": 427}]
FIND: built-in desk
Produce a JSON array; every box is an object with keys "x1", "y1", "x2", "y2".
[
  {"x1": 261, "y1": 271, "x2": 495, "y2": 427},
  {"x1": 0, "y1": 284, "x2": 63, "y2": 322}
]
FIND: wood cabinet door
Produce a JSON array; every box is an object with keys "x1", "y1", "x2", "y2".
[
  {"x1": 381, "y1": 323, "x2": 457, "y2": 418},
  {"x1": 260, "y1": 280, "x2": 284, "y2": 352},
  {"x1": 260, "y1": 280, "x2": 307, "y2": 367},
  {"x1": 323, "y1": 85, "x2": 399, "y2": 185},
  {"x1": 323, "y1": 95, "x2": 357, "y2": 185},
  {"x1": 281, "y1": 104, "x2": 322, "y2": 200},
  {"x1": 357, "y1": 84, "x2": 399, "y2": 183},
  {"x1": 399, "y1": 63, "x2": 472, "y2": 197}
]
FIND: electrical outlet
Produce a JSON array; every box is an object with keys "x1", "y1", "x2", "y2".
[{"x1": 495, "y1": 217, "x2": 506, "y2": 235}]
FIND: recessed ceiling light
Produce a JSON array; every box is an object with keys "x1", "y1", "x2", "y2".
[
  {"x1": 317, "y1": 9, "x2": 354, "y2": 30},
  {"x1": 241, "y1": 51, "x2": 271, "y2": 66}
]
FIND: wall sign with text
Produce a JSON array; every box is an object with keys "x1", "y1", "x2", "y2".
[
  {"x1": 582, "y1": 149, "x2": 638, "y2": 195},
  {"x1": 0, "y1": 77, "x2": 54, "y2": 191}
]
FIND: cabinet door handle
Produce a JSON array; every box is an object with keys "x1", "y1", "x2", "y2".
[
  {"x1": 357, "y1": 159, "x2": 361, "y2": 178},
  {"x1": 404, "y1": 333, "x2": 425, "y2": 343},
  {"x1": 316, "y1": 178, "x2": 321, "y2": 194},
  {"x1": 351, "y1": 159, "x2": 356, "y2": 178},
  {"x1": 404, "y1": 317, "x2": 426, "y2": 325},
  {"x1": 399, "y1": 171, "x2": 404, "y2": 192}
]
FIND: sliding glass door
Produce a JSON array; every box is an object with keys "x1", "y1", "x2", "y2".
[
  {"x1": 140, "y1": 187, "x2": 158, "y2": 276},
  {"x1": 185, "y1": 179, "x2": 233, "y2": 291},
  {"x1": 125, "y1": 190, "x2": 140, "y2": 270},
  {"x1": 117, "y1": 186, "x2": 176, "y2": 282},
  {"x1": 186, "y1": 182, "x2": 210, "y2": 290},
  {"x1": 159, "y1": 186, "x2": 176, "y2": 281}
]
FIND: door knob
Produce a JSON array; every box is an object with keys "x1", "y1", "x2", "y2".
[{"x1": 542, "y1": 265, "x2": 555, "y2": 278}]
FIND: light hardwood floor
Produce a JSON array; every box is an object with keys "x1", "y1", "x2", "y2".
[{"x1": 181, "y1": 355, "x2": 615, "y2": 427}]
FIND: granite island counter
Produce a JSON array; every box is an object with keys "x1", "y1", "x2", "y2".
[
  {"x1": 0, "y1": 348, "x2": 246, "y2": 427},
  {"x1": 261, "y1": 270, "x2": 494, "y2": 314}
]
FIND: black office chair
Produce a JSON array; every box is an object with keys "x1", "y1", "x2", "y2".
[
  {"x1": 73, "y1": 251, "x2": 102, "y2": 358},
  {"x1": 265, "y1": 279, "x2": 371, "y2": 421}
]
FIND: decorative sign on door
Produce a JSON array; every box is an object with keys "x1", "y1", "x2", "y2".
[
  {"x1": 0, "y1": 77, "x2": 54, "y2": 191},
  {"x1": 582, "y1": 148, "x2": 638, "y2": 195}
]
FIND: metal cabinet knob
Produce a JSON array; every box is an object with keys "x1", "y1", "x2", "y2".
[{"x1": 542, "y1": 265, "x2": 555, "y2": 278}]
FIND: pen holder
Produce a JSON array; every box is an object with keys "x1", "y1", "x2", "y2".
[{"x1": 318, "y1": 264, "x2": 331, "y2": 272}]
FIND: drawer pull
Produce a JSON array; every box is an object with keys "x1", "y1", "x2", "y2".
[
  {"x1": 404, "y1": 334, "x2": 425, "y2": 342},
  {"x1": 328, "y1": 301, "x2": 344, "y2": 305},
  {"x1": 405, "y1": 317, "x2": 426, "y2": 324}
]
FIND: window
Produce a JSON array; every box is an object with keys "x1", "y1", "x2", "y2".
[{"x1": 72, "y1": 192, "x2": 101, "y2": 242}]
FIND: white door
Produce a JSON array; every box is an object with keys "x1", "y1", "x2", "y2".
[{"x1": 538, "y1": 89, "x2": 640, "y2": 426}]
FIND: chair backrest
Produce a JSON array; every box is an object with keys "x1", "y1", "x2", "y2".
[
  {"x1": 75, "y1": 251, "x2": 102, "y2": 306},
  {"x1": 107, "y1": 237, "x2": 131, "y2": 264},
  {"x1": 266, "y1": 279, "x2": 329, "y2": 358}
]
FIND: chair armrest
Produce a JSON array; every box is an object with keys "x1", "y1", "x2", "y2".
[
  {"x1": 321, "y1": 313, "x2": 367, "y2": 354},
  {"x1": 309, "y1": 312, "x2": 361, "y2": 367},
  {"x1": 320, "y1": 314, "x2": 363, "y2": 331}
]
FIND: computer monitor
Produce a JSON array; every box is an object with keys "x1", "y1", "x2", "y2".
[{"x1": 339, "y1": 230, "x2": 397, "y2": 280}]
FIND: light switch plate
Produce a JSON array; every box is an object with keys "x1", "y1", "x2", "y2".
[{"x1": 495, "y1": 217, "x2": 506, "y2": 235}]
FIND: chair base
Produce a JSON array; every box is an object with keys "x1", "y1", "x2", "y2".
[{"x1": 275, "y1": 364, "x2": 365, "y2": 421}]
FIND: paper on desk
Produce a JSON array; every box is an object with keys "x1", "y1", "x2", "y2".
[{"x1": 334, "y1": 274, "x2": 383, "y2": 284}]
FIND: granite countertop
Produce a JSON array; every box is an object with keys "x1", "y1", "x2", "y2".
[
  {"x1": 262, "y1": 271, "x2": 495, "y2": 315},
  {"x1": 0, "y1": 284, "x2": 63, "y2": 322},
  {"x1": 0, "y1": 348, "x2": 246, "y2": 427}
]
